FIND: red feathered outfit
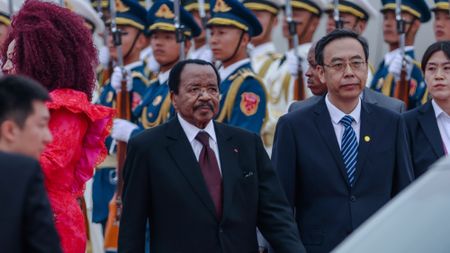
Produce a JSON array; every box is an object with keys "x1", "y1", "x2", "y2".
[{"x1": 40, "y1": 89, "x2": 114, "y2": 253}]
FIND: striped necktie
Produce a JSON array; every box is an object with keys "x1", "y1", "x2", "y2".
[{"x1": 340, "y1": 115, "x2": 358, "y2": 186}]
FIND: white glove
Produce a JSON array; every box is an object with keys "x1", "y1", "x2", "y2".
[
  {"x1": 111, "y1": 118, "x2": 138, "y2": 143},
  {"x1": 388, "y1": 52, "x2": 413, "y2": 82},
  {"x1": 286, "y1": 51, "x2": 300, "y2": 78},
  {"x1": 146, "y1": 55, "x2": 160, "y2": 73},
  {"x1": 111, "y1": 66, "x2": 132, "y2": 92},
  {"x1": 98, "y1": 46, "x2": 110, "y2": 67}
]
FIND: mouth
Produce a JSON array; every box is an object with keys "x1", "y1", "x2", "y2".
[{"x1": 153, "y1": 49, "x2": 165, "y2": 55}]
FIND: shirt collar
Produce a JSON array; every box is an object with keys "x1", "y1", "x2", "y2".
[
  {"x1": 177, "y1": 114, "x2": 217, "y2": 144},
  {"x1": 158, "y1": 69, "x2": 171, "y2": 85},
  {"x1": 325, "y1": 95, "x2": 361, "y2": 125},
  {"x1": 219, "y1": 58, "x2": 250, "y2": 80},
  {"x1": 432, "y1": 99, "x2": 450, "y2": 119},
  {"x1": 125, "y1": 61, "x2": 143, "y2": 71},
  {"x1": 250, "y1": 42, "x2": 276, "y2": 58}
]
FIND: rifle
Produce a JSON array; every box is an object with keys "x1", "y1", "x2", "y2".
[
  {"x1": 104, "y1": 0, "x2": 131, "y2": 250},
  {"x1": 393, "y1": 0, "x2": 409, "y2": 108},
  {"x1": 285, "y1": 0, "x2": 305, "y2": 101},
  {"x1": 174, "y1": 0, "x2": 186, "y2": 61},
  {"x1": 333, "y1": 0, "x2": 343, "y2": 29},
  {"x1": 197, "y1": 0, "x2": 211, "y2": 46}
]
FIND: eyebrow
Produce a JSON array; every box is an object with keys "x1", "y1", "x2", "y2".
[{"x1": 329, "y1": 55, "x2": 364, "y2": 62}]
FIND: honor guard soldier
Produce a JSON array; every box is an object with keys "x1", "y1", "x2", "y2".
[
  {"x1": 92, "y1": 0, "x2": 150, "y2": 232},
  {"x1": 110, "y1": 0, "x2": 202, "y2": 143},
  {"x1": 370, "y1": 0, "x2": 431, "y2": 109},
  {"x1": 208, "y1": 0, "x2": 267, "y2": 134},
  {"x1": 324, "y1": 0, "x2": 377, "y2": 87},
  {"x1": 262, "y1": 0, "x2": 325, "y2": 152},
  {"x1": 183, "y1": 0, "x2": 214, "y2": 62},
  {"x1": 432, "y1": 0, "x2": 450, "y2": 41},
  {"x1": 243, "y1": 0, "x2": 283, "y2": 80}
]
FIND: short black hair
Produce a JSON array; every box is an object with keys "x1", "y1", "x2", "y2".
[
  {"x1": 421, "y1": 40, "x2": 450, "y2": 73},
  {"x1": 0, "y1": 75, "x2": 50, "y2": 128},
  {"x1": 168, "y1": 59, "x2": 221, "y2": 94},
  {"x1": 315, "y1": 29, "x2": 369, "y2": 66}
]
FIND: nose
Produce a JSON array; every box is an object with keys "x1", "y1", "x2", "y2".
[
  {"x1": 44, "y1": 127, "x2": 53, "y2": 144},
  {"x1": 305, "y1": 66, "x2": 313, "y2": 77}
]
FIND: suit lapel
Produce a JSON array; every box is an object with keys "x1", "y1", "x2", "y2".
[
  {"x1": 165, "y1": 118, "x2": 218, "y2": 219},
  {"x1": 215, "y1": 123, "x2": 241, "y2": 223},
  {"x1": 314, "y1": 98, "x2": 349, "y2": 184},
  {"x1": 418, "y1": 102, "x2": 445, "y2": 157},
  {"x1": 353, "y1": 102, "x2": 375, "y2": 185}
]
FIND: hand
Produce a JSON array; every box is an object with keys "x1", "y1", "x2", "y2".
[
  {"x1": 146, "y1": 55, "x2": 160, "y2": 73},
  {"x1": 286, "y1": 51, "x2": 300, "y2": 78},
  {"x1": 98, "y1": 46, "x2": 110, "y2": 67},
  {"x1": 111, "y1": 119, "x2": 138, "y2": 143},
  {"x1": 111, "y1": 66, "x2": 132, "y2": 92},
  {"x1": 388, "y1": 52, "x2": 413, "y2": 82}
]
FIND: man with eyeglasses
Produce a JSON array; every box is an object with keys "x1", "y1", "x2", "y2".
[
  {"x1": 288, "y1": 42, "x2": 405, "y2": 113},
  {"x1": 370, "y1": 0, "x2": 431, "y2": 110},
  {"x1": 272, "y1": 29, "x2": 413, "y2": 253}
]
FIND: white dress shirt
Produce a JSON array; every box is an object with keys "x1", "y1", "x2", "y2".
[
  {"x1": 218, "y1": 58, "x2": 250, "y2": 80},
  {"x1": 158, "y1": 69, "x2": 170, "y2": 85},
  {"x1": 177, "y1": 114, "x2": 222, "y2": 174},
  {"x1": 432, "y1": 100, "x2": 450, "y2": 155},
  {"x1": 325, "y1": 95, "x2": 362, "y2": 148}
]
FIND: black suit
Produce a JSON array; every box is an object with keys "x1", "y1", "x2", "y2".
[
  {"x1": 403, "y1": 101, "x2": 446, "y2": 177},
  {"x1": 272, "y1": 98, "x2": 413, "y2": 253},
  {"x1": 0, "y1": 152, "x2": 61, "y2": 253},
  {"x1": 118, "y1": 117, "x2": 304, "y2": 253}
]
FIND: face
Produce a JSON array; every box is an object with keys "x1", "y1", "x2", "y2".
[
  {"x1": 424, "y1": 50, "x2": 450, "y2": 102},
  {"x1": 251, "y1": 10, "x2": 276, "y2": 45},
  {"x1": 383, "y1": 11, "x2": 415, "y2": 44},
  {"x1": 317, "y1": 37, "x2": 367, "y2": 103},
  {"x1": 5, "y1": 100, "x2": 52, "y2": 159},
  {"x1": 434, "y1": 10, "x2": 450, "y2": 41},
  {"x1": 305, "y1": 46, "x2": 326, "y2": 96},
  {"x1": 210, "y1": 26, "x2": 247, "y2": 63},
  {"x1": 150, "y1": 30, "x2": 181, "y2": 66},
  {"x1": 171, "y1": 64, "x2": 220, "y2": 128},
  {"x1": 2, "y1": 39, "x2": 16, "y2": 75},
  {"x1": 326, "y1": 12, "x2": 366, "y2": 34},
  {"x1": 108, "y1": 25, "x2": 144, "y2": 61},
  {"x1": 0, "y1": 24, "x2": 10, "y2": 49},
  {"x1": 282, "y1": 9, "x2": 314, "y2": 38}
]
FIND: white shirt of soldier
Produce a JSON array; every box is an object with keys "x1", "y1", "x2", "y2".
[
  {"x1": 248, "y1": 42, "x2": 277, "y2": 73},
  {"x1": 158, "y1": 69, "x2": 170, "y2": 85},
  {"x1": 218, "y1": 58, "x2": 251, "y2": 80},
  {"x1": 325, "y1": 94, "x2": 362, "y2": 147},
  {"x1": 432, "y1": 100, "x2": 450, "y2": 155},
  {"x1": 189, "y1": 44, "x2": 213, "y2": 63},
  {"x1": 177, "y1": 113, "x2": 222, "y2": 174}
]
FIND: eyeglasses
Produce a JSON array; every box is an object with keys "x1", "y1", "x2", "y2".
[{"x1": 323, "y1": 60, "x2": 367, "y2": 72}]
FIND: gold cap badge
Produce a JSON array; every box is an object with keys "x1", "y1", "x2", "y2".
[
  {"x1": 155, "y1": 4, "x2": 175, "y2": 19},
  {"x1": 213, "y1": 0, "x2": 232, "y2": 13}
]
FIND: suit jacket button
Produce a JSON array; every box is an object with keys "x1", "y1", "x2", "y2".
[{"x1": 350, "y1": 195, "x2": 356, "y2": 202}]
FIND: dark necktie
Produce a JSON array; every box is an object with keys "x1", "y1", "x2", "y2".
[
  {"x1": 195, "y1": 131, "x2": 223, "y2": 218},
  {"x1": 340, "y1": 115, "x2": 358, "y2": 186}
]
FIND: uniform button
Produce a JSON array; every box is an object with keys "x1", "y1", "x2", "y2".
[{"x1": 350, "y1": 195, "x2": 356, "y2": 202}]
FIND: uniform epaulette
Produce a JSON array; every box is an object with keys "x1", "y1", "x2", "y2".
[{"x1": 131, "y1": 71, "x2": 151, "y2": 87}]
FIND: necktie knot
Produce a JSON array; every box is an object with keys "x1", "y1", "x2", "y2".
[
  {"x1": 340, "y1": 115, "x2": 354, "y2": 128},
  {"x1": 196, "y1": 131, "x2": 210, "y2": 147}
]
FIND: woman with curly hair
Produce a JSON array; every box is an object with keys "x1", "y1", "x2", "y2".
[{"x1": 2, "y1": 1, "x2": 114, "y2": 252}]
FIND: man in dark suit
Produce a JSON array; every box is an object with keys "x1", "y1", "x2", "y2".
[
  {"x1": 0, "y1": 75, "x2": 61, "y2": 252},
  {"x1": 289, "y1": 42, "x2": 405, "y2": 113},
  {"x1": 272, "y1": 30, "x2": 413, "y2": 253},
  {"x1": 118, "y1": 59, "x2": 304, "y2": 253}
]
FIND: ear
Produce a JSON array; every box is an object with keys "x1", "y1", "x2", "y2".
[
  {"x1": 0, "y1": 120, "x2": 19, "y2": 143},
  {"x1": 136, "y1": 33, "x2": 149, "y2": 50},
  {"x1": 308, "y1": 16, "x2": 320, "y2": 34},
  {"x1": 317, "y1": 65, "x2": 326, "y2": 84},
  {"x1": 272, "y1": 15, "x2": 278, "y2": 27},
  {"x1": 358, "y1": 20, "x2": 367, "y2": 33},
  {"x1": 170, "y1": 91, "x2": 178, "y2": 111},
  {"x1": 240, "y1": 32, "x2": 250, "y2": 49}
]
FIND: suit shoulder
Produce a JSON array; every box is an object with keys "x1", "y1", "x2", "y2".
[
  {"x1": 0, "y1": 152, "x2": 40, "y2": 177},
  {"x1": 215, "y1": 121, "x2": 256, "y2": 138},
  {"x1": 366, "y1": 102, "x2": 401, "y2": 120},
  {"x1": 402, "y1": 105, "x2": 422, "y2": 122},
  {"x1": 129, "y1": 123, "x2": 167, "y2": 147}
]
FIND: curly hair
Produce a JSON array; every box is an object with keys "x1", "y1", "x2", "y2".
[{"x1": 2, "y1": 0, "x2": 98, "y2": 100}]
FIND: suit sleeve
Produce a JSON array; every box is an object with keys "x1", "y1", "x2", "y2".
[
  {"x1": 271, "y1": 115, "x2": 298, "y2": 207},
  {"x1": 254, "y1": 133, "x2": 306, "y2": 253},
  {"x1": 25, "y1": 162, "x2": 62, "y2": 253},
  {"x1": 118, "y1": 137, "x2": 151, "y2": 253},
  {"x1": 393, "y1": 116, "x2": 414, "y2": 195}
]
